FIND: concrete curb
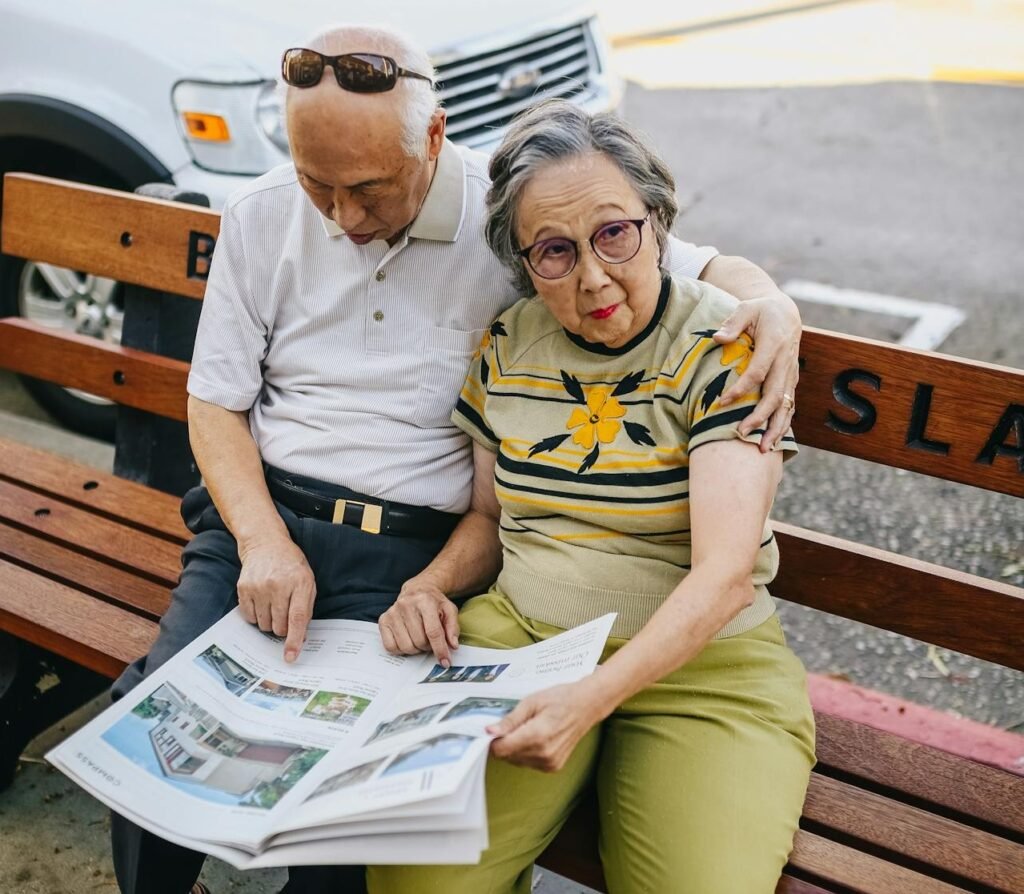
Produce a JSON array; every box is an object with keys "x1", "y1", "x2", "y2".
[{"x1": 809, "y1": 673, "x2": 1024, "y2": 776}]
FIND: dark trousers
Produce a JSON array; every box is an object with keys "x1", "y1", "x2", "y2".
[{"x1": 110, "y1": 482, "x2": 450, "y2": 894}]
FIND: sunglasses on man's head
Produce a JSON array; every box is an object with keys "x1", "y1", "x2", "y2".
[{"x1": 281, "y1": 48, "x2": 434, "y2": 93}]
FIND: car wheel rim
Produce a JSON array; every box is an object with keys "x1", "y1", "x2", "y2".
[{"x1": 18, "y1": 260, "x2": 123, "y2": 406}]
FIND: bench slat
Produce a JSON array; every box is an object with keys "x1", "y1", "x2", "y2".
[
  {"x1": 789, "y1": 829, "x2": 969, "y2": 894},
  {"x1": 797, "y1": 328, "x2": 1024, "y2": 498},
  {"x1": 776, "y1": 880, "x2": 839, "y2": 894},
  {"x1": 0, "y1": 173, "x2": 217, "y2": 299},
  {"x1": 815, "y1": 712, "x2": 1024, "y2": 839},
  {"x1": 0, "y1": 523, "x2": 170, "y2": 619},
  {"x1": 0, "y1": 558, "x2": 157, "y2": 678},
  {"x1": 0, "y1": 318, "x2": 189, "y2": 421},
  {"x1": 775, "y1": 522, "x2": 1024, "y2": 671},
  {"x1": 0, "y1": 438, "x2": 188, "y2": 542},
  {"x1": 803, "y1": 774, "x2": 1024, "y2": 892},
  {"x1": 0, "y1": 480, "x2": 181, "y2": 584}
]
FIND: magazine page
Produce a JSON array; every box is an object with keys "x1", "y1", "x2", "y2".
[
  {"x1": 272, "y1": 612, "x2": 617, "y2": 837},
  {"x1": 48, "y1": 610, "x2": 431, "y2": 852},
  {"x1": 267, "y1": 758, "x2": 486, "y2": 846},
  {"x1": 178, "y1": 751, "x2": 489, "y2": 870}
]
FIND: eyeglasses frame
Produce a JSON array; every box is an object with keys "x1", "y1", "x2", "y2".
[{"x1": 516, "y1": 213, "x2": 652, "y2": 280}]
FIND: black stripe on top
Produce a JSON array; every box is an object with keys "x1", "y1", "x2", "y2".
[
  {"x1": 454, "y1": 398, "x2": 498, "y2": 445},
  {"x1": 498, "y1": 452, "x2": 689, "y2": 487},
  {"x1": 495, "y1": 474, "x2": 687, "y2": 504},
  {"x1": 688, "y1": 405, "x2": 755, "y2": 440}
]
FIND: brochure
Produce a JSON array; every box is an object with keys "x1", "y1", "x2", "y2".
[{"x1": 48, "y1": 608, "x2": 615, "y2": 868}]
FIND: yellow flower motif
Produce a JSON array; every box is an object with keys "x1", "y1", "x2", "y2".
[
  {"x1": 566, "y1": 387, "x2": 626, "y2": 449},
  {"x1": 720, "y1": 332, "x2": 754, "y2": 376}
]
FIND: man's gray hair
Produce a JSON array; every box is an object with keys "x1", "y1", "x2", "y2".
[
  {"x1": 486, "y1": 99, "x2": 679, "y2": 295},
  {"x1": 289, "y1": 24, "x2": 440, "y2": 159}
]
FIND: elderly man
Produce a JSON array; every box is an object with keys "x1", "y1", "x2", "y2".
[{"x1": 108, "y1": 23, "x2": 802, "y2": 894}]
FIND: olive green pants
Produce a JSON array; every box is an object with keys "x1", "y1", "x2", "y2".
[{"x1": 367, "y1": 591, "x2": 815, "y2": 894}]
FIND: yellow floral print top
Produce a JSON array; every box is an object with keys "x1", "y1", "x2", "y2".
[{"x1": 452, "y1": 275, "x2": 796, "y2": 639}]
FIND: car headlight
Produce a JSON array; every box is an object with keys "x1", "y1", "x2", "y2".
[
  {"x1": 256, "y1": 83, "x2": 290, "y2": 154},
  {"x1": 172, "y1": 80, "x2": 290, "y2": 176}
]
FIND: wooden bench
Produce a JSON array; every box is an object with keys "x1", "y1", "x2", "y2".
[{"x1": 1, "y1": 172, "x2": 1023, "y2": 893}]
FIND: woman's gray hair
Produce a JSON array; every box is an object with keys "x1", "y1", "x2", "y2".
[
  {"x1": 286, "y1": 24, "x2": 439, "y2": 159},
  {"x1": 486, "y1": 99, "x2": 679, "y2": 295}
]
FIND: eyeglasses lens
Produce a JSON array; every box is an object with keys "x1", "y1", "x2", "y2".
[
  {"x1": 529, "y1": 240, "x2": 577, "y2": 280},
  {"x1": 593, "y1": 221, "x2": 641, "y2": 262}
]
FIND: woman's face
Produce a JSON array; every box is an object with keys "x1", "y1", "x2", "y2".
[{"x1": 515, "y1": 152, "x2": 663, "y2": 348}]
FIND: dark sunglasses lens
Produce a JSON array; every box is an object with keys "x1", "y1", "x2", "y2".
[
  {"x1": 529, "y1": 239, "x2": 577, "y2": 279},
  {"x1": 335, "y1": 54, "x2": 396, "y2": 93},
  {"x1": 282, "y1": 49, "x2": 324, "y2": 87}
]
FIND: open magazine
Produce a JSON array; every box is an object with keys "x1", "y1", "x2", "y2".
[{"x1": 48, "y1": 608, "x2": 615, "y2": 868}]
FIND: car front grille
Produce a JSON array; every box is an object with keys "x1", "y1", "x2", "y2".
[{"x1": 436, "y1": 21, "x2": 595, "y2": 148}]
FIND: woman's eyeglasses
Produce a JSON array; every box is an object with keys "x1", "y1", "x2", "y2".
[
  {"x1": 281, "y1": 48, "x2": 434, "y2": 93},
  {"x1": 517, "y1": 214, "x2": 651, "y2": 280}
]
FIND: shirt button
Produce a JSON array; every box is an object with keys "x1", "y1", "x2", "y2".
[
  {"x1": 373, "y1": 310, "x2": 384, "y2": 322},
  {"x1": 375, "y1": 271, "x2": 386, "y2": 282}
]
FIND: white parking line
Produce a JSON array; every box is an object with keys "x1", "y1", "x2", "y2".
[{"x1": 781, "y1": 279, "x2": 967, "y2": 351}]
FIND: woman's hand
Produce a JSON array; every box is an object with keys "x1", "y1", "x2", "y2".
[
  {"x1": 379, "y1": 579, "x2": 460, "y2": 667},
  {"x1": 488, "y1": 681, "x2": 605, "y2": 772}
]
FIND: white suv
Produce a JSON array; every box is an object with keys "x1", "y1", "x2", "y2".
[{"x1": 0, "y1": 1, "x2": 621, "y2": 437}]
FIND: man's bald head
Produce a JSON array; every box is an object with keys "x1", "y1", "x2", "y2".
[
  {"x1": 285, "y1": 24, "x2": 438, "y2": 159},
  {"x1": 284, "y1": 25, "x2": 446, "y2": 246}
]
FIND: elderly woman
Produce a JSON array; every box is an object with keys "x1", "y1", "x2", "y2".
[{"x1": 373, "y1": 100, "x2": 814, "y2": 894}]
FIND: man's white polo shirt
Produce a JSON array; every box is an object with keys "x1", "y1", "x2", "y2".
[{"x1": 188, "y1": 141, "x2": 716, "y2": 513}]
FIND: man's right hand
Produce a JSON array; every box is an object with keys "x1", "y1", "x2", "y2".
[
  {"x1": 379, "y1": 579, "x2": 460, "y2": 667},
  {"x1": 236, "y1": 537, "x2": 316, "y2": 663}
]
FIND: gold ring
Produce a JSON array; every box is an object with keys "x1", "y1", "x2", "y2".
[{"x1": 782, "y1": 393, "x2": 795, "y2": 410}]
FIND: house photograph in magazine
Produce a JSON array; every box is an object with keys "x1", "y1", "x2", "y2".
[
  {"x1": 101, "y1": 683, "x2": 327, "y2": 809},
  {"x1": 243, "y1": 680, "x2": 316, "y2": 717},
  {"x1": 382, "y1": 734, "x2": 477, "y2": 777},
  {"x1": 306, "y1": 758, "x2": 389, "y2": 802},
  {"x1": 366, "y1": 702, "x2": 451, "y2": 744},
  {"x1": 301, "y1": 690, "x2": 373, "y2": 726},
  {"x1": 420, "y1": 664, "x2": 511, "y2": 684},
  {"x1": 194, "y1": 644, "x2": 260, "y2": 696},
  {"x1": 441, "y1": 697, "x2": 519, "y2": 722}
]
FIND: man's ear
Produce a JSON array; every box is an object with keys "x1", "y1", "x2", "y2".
[{"x1": 427, "y1": 108, "x2": 447, "y2": 161}]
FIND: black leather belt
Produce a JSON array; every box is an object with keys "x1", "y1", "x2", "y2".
[{"x1": 265, "y1": 467, "x2": 460, "y2": 539}]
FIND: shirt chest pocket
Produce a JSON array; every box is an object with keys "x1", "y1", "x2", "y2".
[{"x1": 413, "y1": 326, "x2": 488, "y2": 428}]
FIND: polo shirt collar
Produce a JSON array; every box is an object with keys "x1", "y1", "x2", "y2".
[{"x1": 319, "y1": 139, "x2": 466, "y2": 242}]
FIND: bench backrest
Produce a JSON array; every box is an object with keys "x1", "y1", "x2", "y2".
[{"x1": 3, "y1": 172, "x2": 1023, "y2": 671}]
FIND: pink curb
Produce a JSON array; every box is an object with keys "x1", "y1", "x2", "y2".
[{"x1": 808, "y1": 673, "x2": 1024, "y2": 777}]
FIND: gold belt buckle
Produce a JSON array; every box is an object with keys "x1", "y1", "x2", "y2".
[{"x1": 331, "y1": 499, "x2": 383, "y2": 534}]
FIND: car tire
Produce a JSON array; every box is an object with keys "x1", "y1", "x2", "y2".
[{"x1": 0, "y1": 229, "x2": 121, "y2": 442}]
